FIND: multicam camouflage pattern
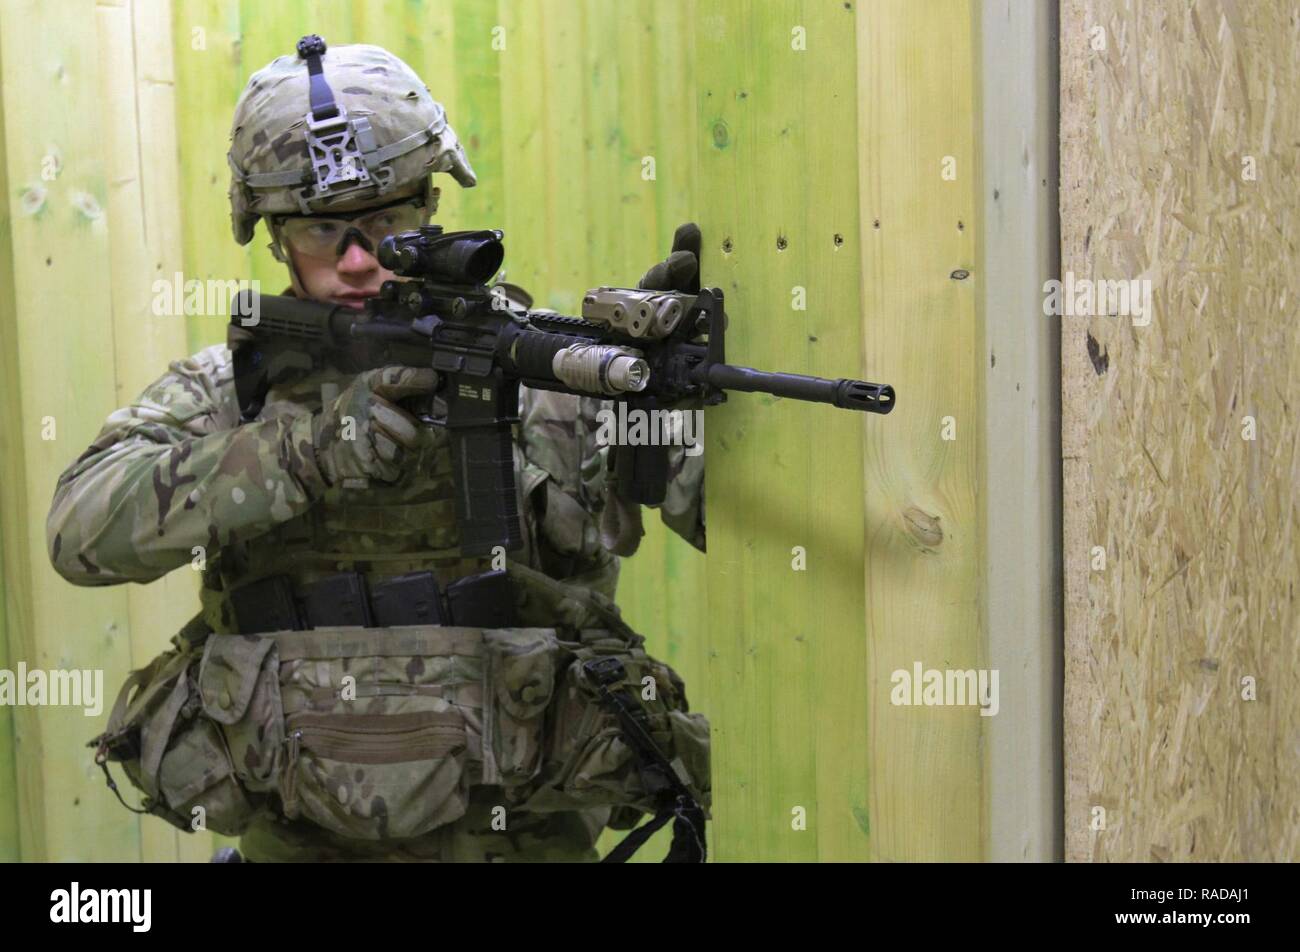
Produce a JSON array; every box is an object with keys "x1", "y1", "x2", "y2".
[
  {"x1": 241, "y1": 786, "x2": 608, "y2": 862},
  {"x1": 228, "y1": 42, "x2": 477, "y2": 245},
  {"x1": 309, "y1": 366, "x2": 437, "y2": 486},
  {"x1": 53, "y1": 313, "x2": 708, "y2": 861}
]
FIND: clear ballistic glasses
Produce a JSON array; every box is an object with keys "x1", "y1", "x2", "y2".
[{"x1": 276, "y1": 196, "x2": 426, "y2": 260}]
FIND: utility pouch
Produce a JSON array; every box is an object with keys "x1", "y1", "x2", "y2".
[
  {"x1": 92, "y1": 619, "x2": 279, "y2": 837},
  {"x1": 274, "y1": 626, "x2": 479, "y2": 840},
  {"x1": 533, "y1": 635, "x2": 710, "y2": 817},
  {"x1": 480, "y1": 628, "x2": 711, "y2": 819}
]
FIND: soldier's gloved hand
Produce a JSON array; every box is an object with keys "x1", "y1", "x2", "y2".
[
  {"x1": 310, "y1": 366, "x2": 438, "y2": 487},
  {"x1": 601, "y1": 223, "x2": 706, "y2": 556},
  {"x1": 637, "y1": 221, "x2": 701, "y2": 293}
]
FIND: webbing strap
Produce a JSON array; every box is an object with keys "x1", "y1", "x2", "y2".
[
  {"x1": 602, "y1": 796, "x2": 707, "y2": 864},
  {"x1": 297, "y1": 34, "x2": 338, "y2": 122},
  {"x1": 235, "y1": 121, "x2": 443, "y2": 191},
  {"x1": 582, "y1": 657, "x2": 708, "y2": 863}
]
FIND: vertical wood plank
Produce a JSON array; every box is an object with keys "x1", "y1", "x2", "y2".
[
  {"x1": 498, "y1": 0, "x2": 548, "y2": 299},
  {"x1": 695, "y1": 0, "x2": 868, "y2": 862},
  {"x1": 858, "y1": 0, "x2": 985, "y2": 861},
  {"x1": 976, "y1": 0, "x2": 1062, "y2": 862},
  {"x1": 612, "y1": 0, "x2": 706, "y2": 704},
  {"x1": 0, "y1": 65, "x2": 20, "y2": 853},
  {"x1": 447, "y1": 0, "x2": 504, "y2": 231},
  {"x1": 581, "y1": 0, "x2": 622, "y2": 289},
  {"x1": 97, "y1": 0, "x2": 205, "y2": 863},
  {"x1": 173, "y1": 0, "x2": 249, "y2": 352},
  {"x1": 537, "y1": 0, "x2": 586, "y2": 310},
  {"x1": 0, "y1": 0, "x2": 139, "y2": 861},
  {"x1": 1061, "y1": 0, "x2": 1300, "y2": 862}
]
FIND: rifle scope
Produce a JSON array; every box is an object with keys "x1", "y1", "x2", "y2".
[{"x1": 377, "y1": 226, "x2": 505, "y2": 285}]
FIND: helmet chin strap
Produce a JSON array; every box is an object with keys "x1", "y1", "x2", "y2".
[{"x1": 266, "y1": 220, "x2": 308, "y2": 297}]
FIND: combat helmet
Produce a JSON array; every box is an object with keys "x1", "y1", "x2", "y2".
[{"x1": 226, "y1": 34, "x2": 476, "y2": 255}]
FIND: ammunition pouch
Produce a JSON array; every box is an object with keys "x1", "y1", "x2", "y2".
[
  {"x1": 93, "y1": 565, "x2": 710, "y2": 858},
  {"x1": 91, "y1": 614, "x2": 275, "y2": 837},
  {"x1": 226, "y1": 567, "x2": 518, "y2": 633}
]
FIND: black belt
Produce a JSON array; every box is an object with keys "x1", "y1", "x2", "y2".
[{"x1": 228, "y1": 569, "x2": 518, "y2": 633}]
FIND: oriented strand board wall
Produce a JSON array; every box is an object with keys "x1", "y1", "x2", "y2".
[{"x1": 1062, "y1": 0, "x2": 1300, "y2": 861}]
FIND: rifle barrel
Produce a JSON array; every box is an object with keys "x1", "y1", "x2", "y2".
[{"x1": 703, "y1": 363, "x2": 894, "y2": 414}]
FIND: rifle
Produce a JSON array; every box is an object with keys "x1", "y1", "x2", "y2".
[{"x1": 228, "y1": 225, "x2": 895, "y2": 557}]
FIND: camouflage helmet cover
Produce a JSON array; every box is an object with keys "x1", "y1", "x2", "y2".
[{"x1": 227, "y1": 36, "x2": 477, "y2": 245}]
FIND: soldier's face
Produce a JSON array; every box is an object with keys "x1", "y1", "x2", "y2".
[
  {"x1": 287, "y1": 236, "x2": 398, "y2": 309},
  {"x1": 279, "y1": 193, "x2": 427, "y2": 308}
]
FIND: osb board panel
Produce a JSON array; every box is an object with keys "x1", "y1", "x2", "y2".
[{"x1": 1061, "y1": 0, "x2": 1300, "y2": 861}]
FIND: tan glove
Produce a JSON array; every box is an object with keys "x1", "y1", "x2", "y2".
[{"x1": 310, "y1": 366, "x2": 438, "y2": 487}]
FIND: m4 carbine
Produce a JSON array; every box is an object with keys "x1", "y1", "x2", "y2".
[{"x1": 229, "y1": 226, "x2": 895, "y2": 556}]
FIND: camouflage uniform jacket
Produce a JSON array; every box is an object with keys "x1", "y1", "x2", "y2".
[{"x1": 46, "y1": 338, "x2": 706, "y2": 627}]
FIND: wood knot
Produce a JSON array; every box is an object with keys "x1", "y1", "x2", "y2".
[{"x1": 903, "y1": 506, "x2": 943, "y2": 548}]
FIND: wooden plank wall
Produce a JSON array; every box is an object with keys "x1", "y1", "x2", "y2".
[
  {"x1": 1061, "y1": 0, "x2": 1300, "y2": 861},
  {"x1": 1, "y1": 0, "x2": 1023, "y2": 862},
  {"x1": 0, "y1": 0, "x2": 185, "y2": 861}
]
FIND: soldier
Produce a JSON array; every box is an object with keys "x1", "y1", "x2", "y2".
[{"x1": 47, "y1": 36, "x2": 708, "y2": 862}]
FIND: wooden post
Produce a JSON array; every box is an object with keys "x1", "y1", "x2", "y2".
[
  {"x1": 858, "y1": 0, "x2": 985, "y2": 861},
  {"x1": 977, "y1": 0, "x2": 1062, "y2": 862}
]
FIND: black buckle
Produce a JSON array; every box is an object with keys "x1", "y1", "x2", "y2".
[{"x1": 584, "y1": 657, "x2": 628, "y2": 688}]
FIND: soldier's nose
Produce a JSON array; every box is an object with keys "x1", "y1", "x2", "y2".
[{"x1": 337, "y1": 238, "x2": 379, "y2": 276}]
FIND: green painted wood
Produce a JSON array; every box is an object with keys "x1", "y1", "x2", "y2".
[
  {"x1": 446, "y1": 0, "x2": 504, "y2": 230},
  {"x1": 587, "y1": 0, "x2": 708, "y2": 861},
  {"x1": 694, "y1": 0, "x2": 869, "y2": 862},
  {"x1": 614, "y1": 0, "x2": 705, "y2": 691},
  {"x1": 0, "y1": 0, "x2": 141, "y2": 861},
  {"x1": 497, "y1": 0, "x2": 549, "y2": 302},
  {"x1": 175, "y1": 0, "x2": 251, "y2": 353}
]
